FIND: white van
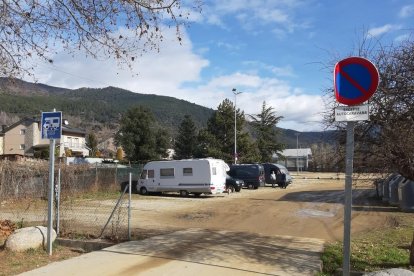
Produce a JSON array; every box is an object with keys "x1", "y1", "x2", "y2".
[{"x1": 137, "y1": 159, "x2": 229, "y2": 197}]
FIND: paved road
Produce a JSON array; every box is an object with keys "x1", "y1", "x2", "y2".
[{"x1": 20, "y1": 228, "x2": 325, "y2": 276}]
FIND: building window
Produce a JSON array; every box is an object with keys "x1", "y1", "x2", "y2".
[
  {"x1": 67, "y1": 137, "x2": 72, "y2": 147},
  {"x1": 183, "y1": 168, "x2": 193, "y2": 176},
  {"x1": 20, "y1": 144, "x2": 25, "y2": 150},
  {"x1": 20, "y1": 129, "x2": 26, "y2": 135},
  {"x1": 74, "y1": 138, "x2": 79, "y2": 148},
  {"x1": 160, "y1": 168, "x2": 174, "y2": 177}
]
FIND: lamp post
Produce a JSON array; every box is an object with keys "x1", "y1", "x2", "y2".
[
  {"x1": 233, "y1": 88, "x2": 242, "y2": 164},
  {"x1": 295, "y1": 133, "x2": 300, "y2": 175}
]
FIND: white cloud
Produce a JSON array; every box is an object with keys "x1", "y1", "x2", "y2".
[
  {"x1": 235, "y1": 82, "x2": 324, "y2": 131},
  {"x1": 255, "y1": 8, "x2": 289, "y2": 24},
  {"x1": 217, "y1": 41, "x2": 241, "y2": 51},
  {"x1": 25, "y1": 14, "x2": 323, "y2": 132},
  {"x1": 270, "y1": 65, "x2": 296, "y2": 78},
  {"x1": 30, "y1": 27, "x2": 209, "y2": 93},
  {"x1": 220, "y1": 81, "x2": 324, "y2": 130},
  {"x1": 399, "y1": 5, "x2": 414, "y2": 18},
  {"x1": 181, "y1": 72, "x2": 324, "y2": 131},
  {"x1": 242, "y1": 61, "x2": 296, "y2": 78},
  {"x1": 395, "y1": 34, "x2": 410, "y2": 42},
  {"x1": 367, "y1": 24, "x2": 397, "y2": 37},
  {"x1": 198, "y1": 0, "x2": 306, "y2": 36}
]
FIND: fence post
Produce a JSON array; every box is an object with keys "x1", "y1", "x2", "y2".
[
  {"x1": 55, "y1": 166, "x2": 61, "y2": 236},
  {"x1": 128, "y1": 172, "x2": 132, "y2": 240},
  {"x1": 115, "y1": 165, "x2": 118, "y2": 188},
  {"x1": 95, "y1": 162, "x2": 98, "y2": 187}
]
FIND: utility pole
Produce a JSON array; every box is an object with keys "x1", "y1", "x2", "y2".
[
  {"x1": 233, "y1": 88, "x2": 242, "y2": 164},
  {"x1": 295, "y1": 133, "x2": 300, "y2": 175}
]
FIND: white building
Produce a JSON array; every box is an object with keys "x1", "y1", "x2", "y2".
[{"x1": 275, "y1": 148, "x2": 312, "y2": 171}]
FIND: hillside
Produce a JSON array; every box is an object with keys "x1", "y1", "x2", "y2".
[
  {"x1": 0, "y1": 78, "x2": 214, "y2": 135},
  {"x1": 280, "y1": 128, "x2": 338, "y2": 148},
  {"x1": 0, "y1": 78, "x2": 335, "y2": 147}
]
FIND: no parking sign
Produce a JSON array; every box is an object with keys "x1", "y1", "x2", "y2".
[
  {"x1": 334, "y1": 57, "x2": 379, "y2": 106},
  {"x1": 334, "y1": 57, "x2": 379, "y2": 276}
]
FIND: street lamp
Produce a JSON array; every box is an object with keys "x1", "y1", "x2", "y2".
[
  {"x1": 233, "y1": 88, "x2": 242, "y2": 164},
  {"x1": 295, "y1": 133, "x2": 300, "y2": 175}
]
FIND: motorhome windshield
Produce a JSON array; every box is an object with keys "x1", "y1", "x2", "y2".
[{"x1": 140, "y1": 170, "x2": 147, "y2": 179}]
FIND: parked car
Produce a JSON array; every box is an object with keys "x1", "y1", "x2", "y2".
[
  {"x1": 226, "y1": 175, "x2": 244, "y2": 192},
  {"x1": 262, "y1": 163, "x2": 292, "y2": 188},
  {"x1": 228, "y1": 164, "x2": 265, "y2": 189}
]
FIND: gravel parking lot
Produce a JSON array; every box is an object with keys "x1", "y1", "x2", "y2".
[{"x1": 123, "y1": 172, "x2": 389, "y2": 242}]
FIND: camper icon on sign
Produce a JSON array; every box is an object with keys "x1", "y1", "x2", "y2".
[
  {"x1": 43, "y1": 117, "x2": 60, "y2": 130},
  {"x1": 41, "y1": 112, "x2": 62, "y2": 139},
  {"x1": 42, "y1": 117, "x2": 60, "y2": 139}
]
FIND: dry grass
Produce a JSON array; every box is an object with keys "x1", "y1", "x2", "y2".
[
  {"x1": 321, "y1": 214, "x2": 414, "y2": 275},
  {"x1": 0, "y1": 242, "x2": 82, "y2": 276}
]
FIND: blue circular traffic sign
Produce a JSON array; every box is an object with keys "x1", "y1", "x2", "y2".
[{"x1": 334, "y1": 57, "x2": 379, "y2": 105}]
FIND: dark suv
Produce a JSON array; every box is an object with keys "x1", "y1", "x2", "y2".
[
  {"x1": 262, "y1": 163, "x2": 292, "y2": 188},
  {"x1": 228, "y1": 164, "x2": 265, "y2": 189},
  {"x1": 226, "y1": 175, "x2": 244, "y2": 192}
]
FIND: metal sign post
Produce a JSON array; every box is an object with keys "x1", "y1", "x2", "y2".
[
  {"x1": 334, "y1": 57, "x2": 379, "y2": 276},
  {"x1": 56, "y1": 164, "x2": 61, "y2": 237},
  {"x1": 343, "y1": 121, "x2": 355, "y2": 275},
  {"x1": 128, "y1": 172, "x2": 132, "y2": 241},
  {"x1": 41, "y1": 110, "x2": 62, "y2": 256},
  {"x1": 47, "y1": 138, "x2": 55, "y2": 255}
]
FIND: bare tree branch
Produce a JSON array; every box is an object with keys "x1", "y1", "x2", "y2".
[{"x1": 0, "y1": 0, "x2": 202, "y2": 78}]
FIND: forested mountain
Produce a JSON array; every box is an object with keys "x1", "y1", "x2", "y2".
[
  {"x1": 279, "y1": 128, "x2": 338, "y2": 148},
  {"x1": 0, "y1": 78, "x2": 335, "y2": 147},
  {"x1": 0, "y1": 78, "x2": 214, "y2": 135}
]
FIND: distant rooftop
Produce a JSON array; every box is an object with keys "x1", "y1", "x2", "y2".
[{"x1": 280, "y1": 148, "x2": 312, "y2": 157}]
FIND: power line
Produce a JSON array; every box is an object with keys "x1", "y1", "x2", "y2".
[{"x1": 36, "y1": 63, "x2": 114, "y2": 88}]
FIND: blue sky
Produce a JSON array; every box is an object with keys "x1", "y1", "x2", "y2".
[{"x1": 28, "y1": 0, "x2": 414, "y2": 131}]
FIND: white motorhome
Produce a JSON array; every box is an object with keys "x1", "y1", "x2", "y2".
[{"x1": 137, "y1": 159, "x2": 229, "y2": 197}]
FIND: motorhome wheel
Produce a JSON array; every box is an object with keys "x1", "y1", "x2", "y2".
[{"x1": 140, "y1": 187, "x2": 148, "y2": 195}]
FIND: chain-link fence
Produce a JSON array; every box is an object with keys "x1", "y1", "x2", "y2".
[{"x1": 0, "y1": 160, "x2": 142, "y2": 241}]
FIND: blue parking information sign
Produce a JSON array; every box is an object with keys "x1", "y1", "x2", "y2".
[{"x1": 41, "y1": 111, "x2": 62, "y2": 139}]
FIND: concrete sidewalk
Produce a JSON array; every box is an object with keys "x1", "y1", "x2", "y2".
[{"x1": 20, "y1": 229, "x2": 325, "y2": 276}]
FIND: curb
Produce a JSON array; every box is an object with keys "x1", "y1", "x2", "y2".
[{"x1": 56, "y1": 238, "x2": 115, "y2": 252}]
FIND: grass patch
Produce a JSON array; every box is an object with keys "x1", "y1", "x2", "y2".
[
  {"x1": 321, "y1": 215, "x2": 414, "y2": 275},
  {"x1": 0, "y1": 244, "x2": 82, "y2": 276},
  {"x1": 65, "y1": 190, "x2": 121, "y2": 201}
]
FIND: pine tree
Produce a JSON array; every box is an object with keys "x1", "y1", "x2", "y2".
[
  {"x1": 249, "y1": 101, "x2": 284, "y2": 162},
  {"x1": 174, "y1": 115, "x2": 197, "y2": 159},
  {"x1": 199, "y1": 99, "x2": 259, "y2": 163},
  {"x1": 115, "y1": 106, "x2": 169, "y2": 162}
]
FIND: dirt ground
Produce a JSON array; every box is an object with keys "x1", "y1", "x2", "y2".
[
  {"x1": 126, "y1": 172, "x2": 394, "y2": 242},
  {"x1": 0, "y1": 172, "x2": 394, "y2": 243},
  {"x1": 1, "y1": 172, "x2": 403, "y2": 275}
]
